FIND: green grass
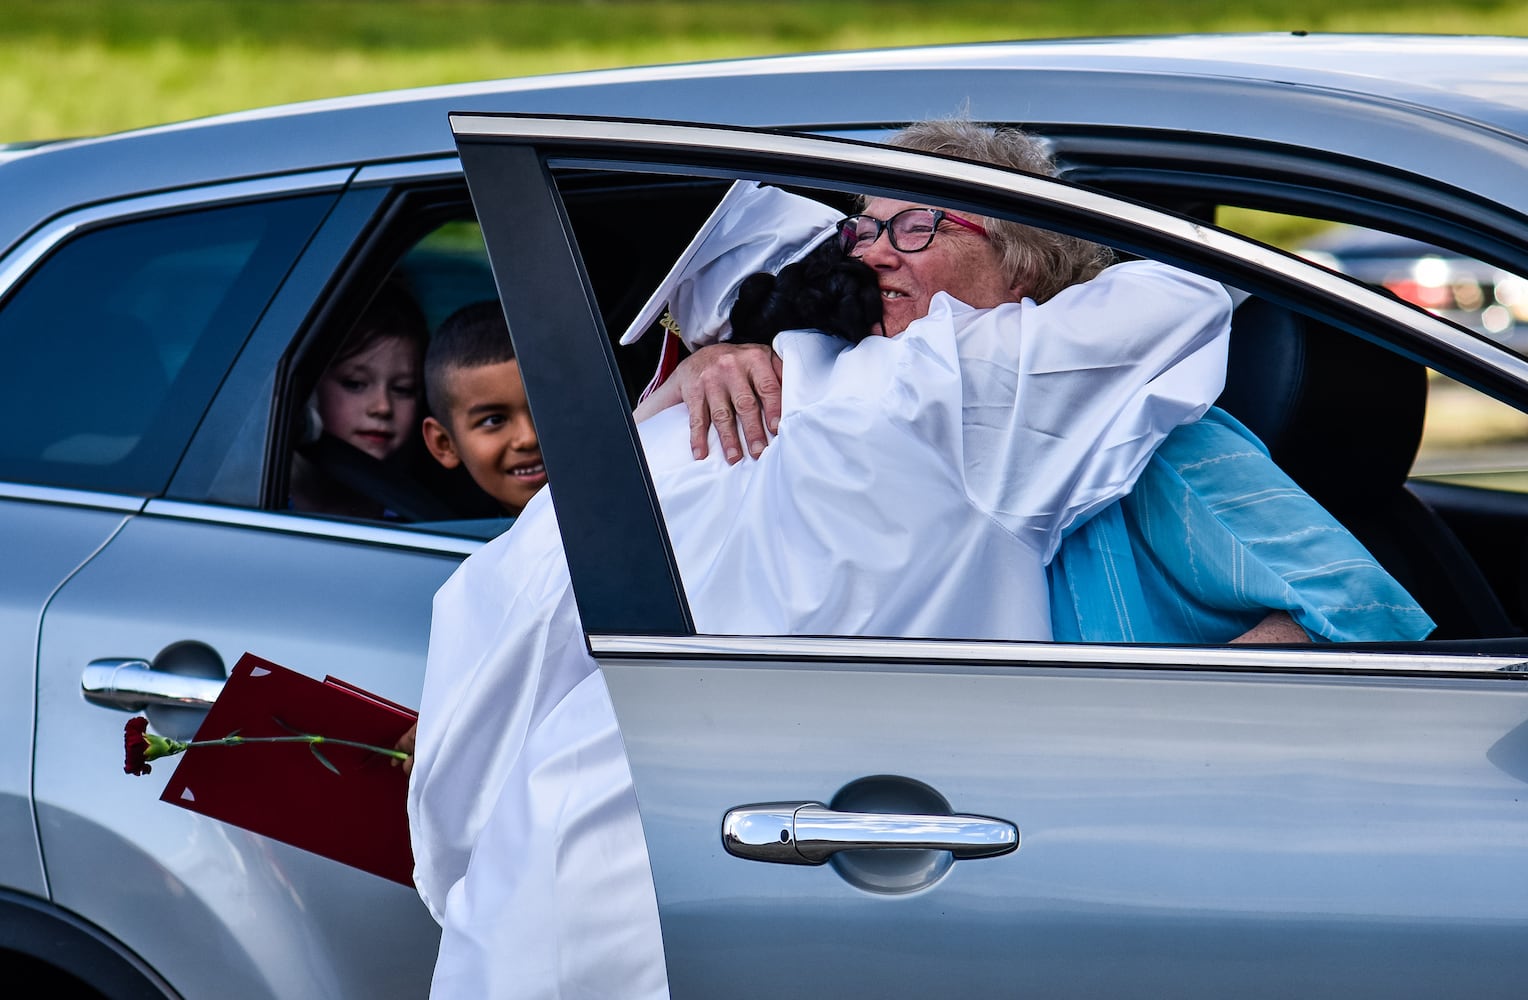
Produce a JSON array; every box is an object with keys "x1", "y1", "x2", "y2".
[{"x1": 4, "y1": 0, "x2": 1526, "y2": 142}]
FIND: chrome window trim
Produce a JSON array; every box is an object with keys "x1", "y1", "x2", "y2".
[
  {"x1": 0, "y1": 169, "x2": 354, "y2": 302},
  {"x1": 142, "y1": 498, "x2": 483, "y2": 556},
  {"x1": 591, "y1": 633, "x2": 1528, "y2": 678},
  {"x1": 351, "y1": 157, "x2": 463, "y2": 186},
  {"x1": 0, "y1": 481, "x2": 146, "y2": 513},
  {"x1": 452, "y1": 114, "x2": 1528, "y2": 389}
]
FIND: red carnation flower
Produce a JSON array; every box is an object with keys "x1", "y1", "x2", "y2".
[{"x1": 124, "y1": 716, "x2": 153, "y2": 775}]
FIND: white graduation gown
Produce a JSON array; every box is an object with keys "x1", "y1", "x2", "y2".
[{"x1": 408, "y1": 261, "x2": 1231, "y2": 999}]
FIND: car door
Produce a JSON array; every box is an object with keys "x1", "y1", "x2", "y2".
[
  {"x1": 29, "y1": 173, "x2": 452, "y2": 1000},
  {"x1": 0, "y1": 195, "x2": 175, "y2": 902},
  {"x1": 0, "y1": 491, "x2": 127, "y2": 905},
  {"x1": 454, "y1": 115, "x2": 1528, "y2": 998}
]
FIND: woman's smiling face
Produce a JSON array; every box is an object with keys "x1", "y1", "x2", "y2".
[{"x1": 854, "y1": 197, "x2": 1024, "y2": 336}]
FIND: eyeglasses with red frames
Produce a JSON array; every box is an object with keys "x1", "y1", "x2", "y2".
[{"x1": 836, "y1": 208, "x2": 989, "y2": 257}]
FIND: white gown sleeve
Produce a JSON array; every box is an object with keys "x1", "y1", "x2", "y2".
[
  {"x1": 636, "y1": 261, "x2": 1230, "y2": 644},
  {"x1": 408, "y1": 490, "x2": 670, "y2": 1000},
  {"x1": 952, "y1": 259, "x2": 1232, "y2": 560}
]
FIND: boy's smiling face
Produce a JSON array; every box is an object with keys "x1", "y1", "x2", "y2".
[{"x1": 421, "y1": 359, "x2": 546, "y2": 515}]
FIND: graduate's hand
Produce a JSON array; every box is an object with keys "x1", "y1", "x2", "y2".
[
  {"x1": 671, "y1": 342, "x2": 783, "y2": 463},
  {"x1": 394, "y1": 721, "x2": 417, "y2": 776}
]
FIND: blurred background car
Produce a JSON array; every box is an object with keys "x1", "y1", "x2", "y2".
[{"x1": 1299, "y1": 224, "x2": 1528, "y2": 352}]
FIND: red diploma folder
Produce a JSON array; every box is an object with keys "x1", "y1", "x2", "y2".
[{"x1": 159, "y1": 652, "x2": 418, "y2": 887}]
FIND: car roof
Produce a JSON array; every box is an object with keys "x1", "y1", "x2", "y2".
[{"x1": 4, "y1": 32, "x2": 1528, "y2": 255}]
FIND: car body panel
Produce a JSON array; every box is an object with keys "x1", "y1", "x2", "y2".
[
  {"x1": 35, "y1": 511, "x2": 452, "y2": 998},
  {"x1": 0, "y1": 491, "x2": 132, "y2": 900},
  {"x1": 601, "y1": 645, "x2": 1528, "y2": 998}
]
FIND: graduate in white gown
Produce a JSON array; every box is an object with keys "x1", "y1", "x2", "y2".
[{"x1": 408, "y1": 164, "x2": 1232, "y2": 997}]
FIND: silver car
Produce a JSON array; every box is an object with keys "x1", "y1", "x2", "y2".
[{"x1": 7, "y1": 32, "x2": 1528, "y2": 999}]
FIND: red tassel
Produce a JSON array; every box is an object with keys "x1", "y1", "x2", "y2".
[{"x1": 637, "y1": 329, "x2": 684, "y2": 403}]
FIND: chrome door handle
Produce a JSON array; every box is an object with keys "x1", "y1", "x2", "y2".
[
  {"x1": 81, "y1": 659, "x2": 225, "y2": 711},
  {"x1": 723, "y1": 801, "x2": 1019, "y2": 865}
]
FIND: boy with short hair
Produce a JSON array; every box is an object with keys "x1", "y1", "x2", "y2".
[{"x1": 420, "y1": 300, "x2": 547, "y2": 519}]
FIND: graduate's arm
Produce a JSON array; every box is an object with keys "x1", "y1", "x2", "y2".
[
  {"x1": 631, "y1": 376, "x2": 683, "y2": 423},
  {"x1": 1017, "y1": 262, "x2": 1234, "y2": 556}
]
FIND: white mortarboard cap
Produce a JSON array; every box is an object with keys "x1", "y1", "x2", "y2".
[{"x1": 620, "y1": 180, "x2": 840, "y2": 351}]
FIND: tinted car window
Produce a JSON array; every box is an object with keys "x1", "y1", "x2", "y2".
[
  {"x1": 269, "y1": 179, "x2": 715, "y2": 537},
  {"x1": 1217, "y1": 208, "x2": 1528, "y2": 493},
  {"x1": 278, "y1": 216, "x2": 506, "y2": 531},
  {"x1": 0, "y1": 195, "x2": 331, "y2": 494},
  {"x1": 1297, "y1": 225, "x2": 1528, "y2": 353},
  {"x1": 395, "y1": 219, "x2": 498, "y2": 332}
]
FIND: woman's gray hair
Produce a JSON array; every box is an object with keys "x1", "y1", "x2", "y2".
[{"x1": 884, "y1": 119, "x2": 1114, "y2": 303}]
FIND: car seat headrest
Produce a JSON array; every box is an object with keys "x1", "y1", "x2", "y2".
[{"x1": 1216, "y1": 297, "x2": 1428, "y2": 514}]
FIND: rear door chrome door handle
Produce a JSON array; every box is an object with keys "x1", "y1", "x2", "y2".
[
  {"x1": 81, "y1": 659, "x2": 225, "y2": 711},
  {"x1": 723, "y1": 801, "x2": 1019, "y2": 865}
]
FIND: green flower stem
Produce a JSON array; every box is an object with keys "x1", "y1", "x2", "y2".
[{"x1": 173, "y1": 734, "x2": 409, "y2": 761}]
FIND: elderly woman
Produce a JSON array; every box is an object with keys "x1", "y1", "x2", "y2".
[{"x1": 643, "y1": 119, "x2": 1433, "y2": 647}]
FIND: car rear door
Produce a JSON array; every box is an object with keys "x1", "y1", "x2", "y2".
[
  {"x1": 29, "y1": 175, "x2": 448, "y2": 1000},
  {"x1": 455, "y1": 115, "x2": 1528, "y2": 998},
  {"x1": 0, "y1": 177, "x2": 350, "y2": 932},
  {"x1": 0, "y1": 491, "x2": 128, "y2": 903}
]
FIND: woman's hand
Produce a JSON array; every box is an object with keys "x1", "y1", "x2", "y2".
[
  {"x1": 1228, "y1": 611, "x2": 1309, "y2": 644},
  {"x1": 641, "y1": 343, "x2": 784, "y2": 463}
]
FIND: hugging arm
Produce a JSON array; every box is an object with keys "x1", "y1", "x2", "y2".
[
  {"x1": 636, "y1": 238, "x2": 881, "y2": 462},
  {"x1": 634, "y1": 342, "x2": 784, "y2": 463},
  {"x1": 1230, "y1": 611, "x2": 1308, "y2": 643}
]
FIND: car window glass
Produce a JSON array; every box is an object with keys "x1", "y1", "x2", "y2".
[
  {"x1": 562, "y1": 171, "x2": 757, "y2": 401},
  {"x1": 531, "y1": 164, "x2": 1518, "y2": 645},
  {"x1": 452, "y1": 153, "x2": 1507, "y2": 646},
  {"x1": 1220, "y1": 207, "x2": 1528, "y2": 353},
  {"x1": 1297, "y1": 226, "x2": 1528, "y2": 352},
  {"x1": 1217, "y1": 206, "x2": 1528, "y2": 491},
  {"x1": 1416, "y1": 373, "x2": 1528, "y2": 491},
  {"x1": 282, "y1": 217, "x2": 510, "y2": 535},
  {"x1": 544, "y1": 165, "x2": 1354, "y2": 643},
  {"x1": 0, "y1": 195, "x2": 331, "y2": 495},
  {"x1": 277, "y1": 186, "x2": 739, "y2": 540},
  {"x1": 394, "y1": 220, "x2": 498, "y2": 332}
]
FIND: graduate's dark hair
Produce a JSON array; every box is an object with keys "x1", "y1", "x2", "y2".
[{"x1": 728, "y1": 238, "x2": 882, "y2": 346}]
